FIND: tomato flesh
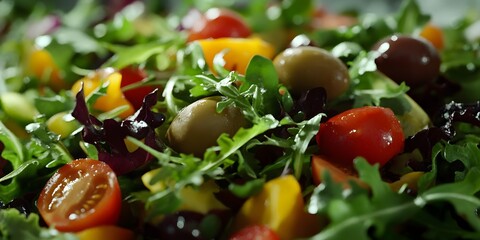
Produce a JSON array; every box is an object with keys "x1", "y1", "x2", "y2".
[
  {"x1": 185, "y1": 8, "x2": 251, "y2": 41},
  {"x1": 316, "y1": 106, "x2": 404, "y2": 169},
  {"x1": 229, "y1": 225, "x2": 281, "y2": 240},
  {"x1": 311, "y1": 155, "x2": 358, "y2": 186},
  {"x1": 38, "y1": 159, "x2": 122, "y2": 232}
]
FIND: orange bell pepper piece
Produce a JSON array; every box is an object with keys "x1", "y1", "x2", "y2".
[{"x1": 195, "y1": 37, "x2": 275, "y2": 75}]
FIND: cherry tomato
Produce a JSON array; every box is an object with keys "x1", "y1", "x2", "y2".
[
  {"x1": 119, "y1": 66, "x2": 155, "y2": 110},
  {"x1": 37, "y1": 159, "x2": 122, "y2": 232},
  {"x1": 316, "y1": 106, "x2": 405, "y2": 169},
  {"x1": 229, "y1": 225, "x2": 280, "y2": 240},
  {"x1": 372, "y1": 35, "x2": 441, "y2": 87},
  {"x1": 419, "y1": 23, "x2": 444, "y2": 50},
  {"x1": 76, "y1": 225, "x2": 135, "y2": 240},
  {"x1": 184, "y1": 8, "x2": 251, "y2": 42}
]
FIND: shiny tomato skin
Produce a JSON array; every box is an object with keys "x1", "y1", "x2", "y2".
[
  {"x1": 186, "y1": 8, "x2": 251, "y2": 41},
  {"x1": 37, "y1": 159, "x2": 122, "y2": 232},
  {"x1": 229, "y1": 225, "x2": 281, "y2": 240},
  {"x1": 316, "y1": 106, "x2": 404, "y2": 169},
  {"x1": 119, "y1": 66, "x2": 155, "y2": 110}
]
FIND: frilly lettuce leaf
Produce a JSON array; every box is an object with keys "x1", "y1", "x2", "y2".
[{"x1": 0, "y1": 209, "x2": 77, "y2": 240}]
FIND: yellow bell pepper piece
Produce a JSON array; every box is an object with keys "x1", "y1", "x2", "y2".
[
  {"x1": 76, "y1": 225, "x2": 134, "y2": 240},
  {"x1": 27, "y1": 48, "x2": 67, "y2": 91},
  {"x1": 195, "y1": 37, "x2": 275, "y2": 75},
  {"x1": 390, "y1": 171, "x2": 424, "y2": 193},
  {"x1": 142, "y1": 169, "x2": 227, "y2": 214},
  {"x1": 71, "y1": 69, "x2": 134, "y2": 119},
  {"x1": 232, "y1": 175, "x2": 322, "y2": 240}
]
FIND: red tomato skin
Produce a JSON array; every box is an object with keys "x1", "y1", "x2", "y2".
[
  {"x1": 37, "y1": 159, "x2": 122, "y2": 232},
  {"x1": 186, "y1": 8, "x2": 251, "y2": 41},
  {"x1": 229, "y1": 225, "x2": 281, "y2": 240},
  {"x1": 316, "y1": 106, "x2": 404, "y2": 168},
  {"x1": 119, "y1": 66, "x2": 155, "y2": 110}
]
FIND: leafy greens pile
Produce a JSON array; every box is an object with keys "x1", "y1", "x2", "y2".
[{"x1": 1, "y1": 0, "x2": 480, "y2": 239}]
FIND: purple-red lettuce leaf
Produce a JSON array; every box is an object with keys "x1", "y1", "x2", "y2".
[{"x1": 72, "y1": 87, "x2": 165, "y2": 175}]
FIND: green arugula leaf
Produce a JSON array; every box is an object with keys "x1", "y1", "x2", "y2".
[
  {"x1": 289, "y1": 113, "x2": 323, "y2": 178},
  {"x1": 228, "y1": 178, "x2": 265, "y2": 198},
  {"x1": 0, "y1": 120, "x2": 71, "y2": 202},
  {"x1": 52, "y1": 27, "x2": 105, "y2": 55},
  {"x1": 347, "y1": 51, "x2": 411, "y2": 115},
  {"x1": 419, "y1": 167, "x2": 480, "y2": 231},
  {"x1": 244, "y1": 55, "x2": 281, "y2": 116},
  {"x1": 103, "y1": 40, "x2": 181, "y2": 70},
  {"x1": 280, "y1": 0, "x2": 313, "y2": 28},
  {"x1": 307, "y1": 158, "x2": 416, "y2": 240},
  {"x1": 129, "y1": 115, "x2": 278, "y2": 215},
  {"x1": 395, "y1": 0, "x2": 430, "y2": 34},
  {"x1": 309, "y1": 14, "x2": 395, "y2": 50},
  {"x1": 34, "y1": 94, "x2": 75, "y2": 119},
  {"x1": 307, "y1": 155, "x2": 480, "y2": 240},
  {"x1": 443, "y1": 142, "x2": 480, "y2": 181}
]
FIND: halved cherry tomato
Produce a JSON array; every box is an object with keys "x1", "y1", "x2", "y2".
[
  {"x1": 419, "y1": 23, "x2": 444, "y2": 50},
  {"x1": 37, "y1": 159, "x2": 122, "y2": 232},
  {"x1": 184, "y1": 8, "x2": 251, "y2": 42},
  {"x1": 229, "y1": 225, "x2": 280, "y2": 240},
  {"x1": 76, "y1": 225, "x2": 134, "y2": 240},
  {"x1": 71, "y1": 68, "x2": 135, "y2": 119},
  {"x1": 316, "y1": 106, "x2": 405, "y2": 169},
  {"x1": 119, "y1": 66, "x2": 156, "y2": 110}
]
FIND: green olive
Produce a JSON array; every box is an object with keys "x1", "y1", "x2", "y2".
[
  {"x1": 166, "y1": 97, "x2": 246, "y2": 157},
  {"x1": 273, "y1": 46, "x2": 350, "y2": 100}
]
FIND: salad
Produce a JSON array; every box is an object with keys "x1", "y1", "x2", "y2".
[{"x1": 1, "y1": 0, "x2": 480, "y2": 239}]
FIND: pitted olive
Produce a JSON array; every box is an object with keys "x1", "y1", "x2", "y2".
[
  {"x1": 273, "y1": 46, "x2": 350, "y2": 100},
  {"x1": 166, "y1": 97, "x2": 246, "y2": 157}
]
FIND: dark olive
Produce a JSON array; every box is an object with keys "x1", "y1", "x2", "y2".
[
  {"x1": 372, "y1": 35, "x2": 441, "y2": 87},
  {"x1": 166, "y1": 97, "x2": 246, "y2": 157},
  {"x1": 273, "y1": 46, "x2": 350, "y2": 100}
]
